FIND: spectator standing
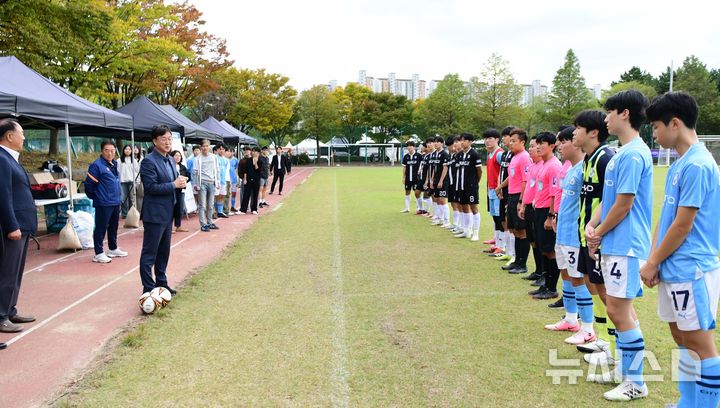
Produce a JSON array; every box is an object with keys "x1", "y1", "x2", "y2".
[
  {"x1": 237, "y1": 146, "x2": 251, "y2": 212},
  {"x1": 84, "y1": 140, "x2": 128, "y2": 264},
  {"x1": 227, "y1": 148, "x2": 239, "y2": 213},
  {"x1": 117, "y1": 144, "x2": 140, "y2": 218},
  {"x1": 171, "y1": 150, "x2": 190, "y2": 232},
  {"x1": 214, "y1": 145, "x2": 230, "y2": 218},
  {"x1": 192, "y1": 139, "x2": 220, "y2": 232},
  {"x1": 186, "y1": 145, "x2": 200, "y2": 207},
  {"x1": 258, "y1": 146, "x2": 270, "y2": 208},
  {"x1": 0, "y1": 119, "x2": 36, "y2": 335},
  {"x1": 240, "y1": 147, "x2": 262, "y2": 214},
  {"x1": 269, "y1": 147, "x2": 291, "y2": 195}
]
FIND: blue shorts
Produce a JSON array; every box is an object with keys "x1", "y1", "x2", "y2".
[{"x1": 488, "y1": 189, "x2": 500, "y2": 217}]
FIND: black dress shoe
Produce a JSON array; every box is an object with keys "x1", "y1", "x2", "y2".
[
  {"x1": 548, "y1": 298, "x2": 564, "y2": 308},
  {"x1": 163, "y1": 287, "x2": 178, "y2": 295},
  {"x1": 533, "y1": 288, "x2": 559, "y2": 300},
  {"x1": 218, "y1": 213, "x2": 229, "y2": 218},
  {"x1": 531, "y1": 277, "x2": 546, "y2": 287},
  {"x1": 528, "y1": 286, "x2": 545, "y2": 296},
  {"x1": 508, "y1": 266, "x2": 528, "y2": 274},
  {"x1": 10, "y1": 314, "x2": 36, "y2": 324},
  {"x1": 0, "y1": 342, "x2": 6, "y2": 350},
  {"x1": 501, "y1": 263, "x2": 518, "y2": 271},
  {"x1": 522, "y1": 271, "x2": 543, "y2": 281}
]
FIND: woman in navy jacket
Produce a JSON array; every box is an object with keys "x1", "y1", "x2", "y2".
[{"x1": 84, "y1": 140, "x2": 128, "y2": 263}]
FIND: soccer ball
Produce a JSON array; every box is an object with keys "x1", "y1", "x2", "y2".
[
  {"x1": 138, "y1": 292, "x2": 160, "y2": 314},
  {"x1": 150, "y1": 287, "x2": 172, "y2": 307}
]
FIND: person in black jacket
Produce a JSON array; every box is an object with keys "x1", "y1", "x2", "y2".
[
  {"x1": 269, "y1": 147, "x2": 292, "y2": 195},
  {"x1": 240, "y1": 147, "x2": 262, "y2": 214},
  {"x1": 0, "y1": 119, "x2": 37, "y2": 334},
  {"x1": 258, "y1": 147, "x2": 270, "y2": 207},
  {"x1": 171, "y1": 150, "x2": 190, "y2": 232},
  {"x1": 236, "y1": 146, "x2": 251, "y2": 211}
]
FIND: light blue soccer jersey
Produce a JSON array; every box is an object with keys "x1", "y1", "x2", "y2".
[
  {"x1": 229, "y1": 157, "x2": 239, "y2": 184},
  {"x1": 600, "y1": 137, "x2": 653, "y2": 258},
  {"x1": 217, "y1": 155, "x2": 229, "y2": 184},
  {"x1": 556, "y1": 161, "x2": 583, "y2": 247},
  {"x1": 658, "y1": 143, "x2": 720, "y2": 283}
]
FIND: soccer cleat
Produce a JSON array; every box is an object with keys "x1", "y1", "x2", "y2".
[
  {"x1": 547, "y1": 298, "x2": 564, "y2": 308},
  {"x1": 501, "y1": 263, "x2": 517, "y2": 271},
  {"x1": 483, "y1": 238, "x2": 496, "y2": 245},
  {"x1": 508, "y1": 266, "x2": 528, "y2": 274},
  {"x1": 583, "y1": 350, "x2": 616, "y2": 366},
  {"x1": 490, "y1": 247, "x2": 505, "y2": 255},
  {"x1": 531, "y1": 277, "x2": 546, "y2": 287},
  {"x1": 545, "y1": 319, "x2": 580, "y2": 332},
  {"x1": 431, "y1": 219, "x2": 443, "y2": 225},
  {"x1": 577, "y1": 339, "x2": 610, "y2": 354},
  {"x1": 442, "y1": 223, "x2": 454, "y2": 229},
  {"x1": 532, "y1": 288, "x2": 558, "y2": 300},
  {"x1": 464, "y1": 230, "x2": 472, "y2": 239},
  {"x1": 107, "y1": 248, "x2": 128, "y2": 258},
  {"x1": 564, "y1": 330, "x2": 597, "y2": 345},
  {"x1": 603, "y1": 381, "x2": 648, "y2": 401},
  {"x1": 401, "y1": 208, "x2": 410, "y2": 213},
  {"x1": 523, "y1": 271, "x2": 543, "y2": 281},
  {"x1": 483, "y1": 245, "x2": 499, "y2": 254},
  {"x1": 494, "y1": 254, "x2": 511, "y2": 261},
  {"x1": 503, "y1": 257, "x2": 515, "y2": 267},
  {"x1": 528, "y1": 286, "x2": 545, "y2": 296},
  {"x1": 415, "y1": 210, "x2": 423, "y2": 215},
  {"x1": 454, "y1": 231, "x2": 466, "y2": 238},
  {"x1": 471, "y1": 232, "x2": 479, "y2": 242},
  {"x1": 92, "y1": 253, "x2": 112, "y2": 263},
  {"x1": 587, "y1": 367, "x2": 622, "y2": 384}
]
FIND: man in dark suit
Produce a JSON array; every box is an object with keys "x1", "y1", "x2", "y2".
[
  {"x1": 0, "y1": 119, "x2": 37, "y2": 336},
  {"x1": 239, "y1": 147, "x2": 262, "y2": 214},
  {"x1": 138, "y1": 125, "x2": 187, "y2": 295},
  {"x1": 269, "y1": 147, "x2": 292, "y2": 195}
]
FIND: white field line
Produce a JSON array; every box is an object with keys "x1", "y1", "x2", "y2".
[
  {"x1": 7, "y1": 229, "x2": 202, "y2": 346},
  {"x1": 24, "y1": 228, "x2": 141, "y2": 276},
  {"x1": 330, "y1": 172, "x2": 349, "y2": 408},
  {"x1": 345, "y1": 290, "x2": 526, "y2": 298},
  {"x1": 271, "y1": 203, "x2": 283, "y2": 212}
]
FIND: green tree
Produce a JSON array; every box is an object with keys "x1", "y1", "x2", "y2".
[
  {"x1": 611, "y1": 66, "x2": 654, "y2": 87},
  {"x1": 364, "y1": 92, "x2": 413, "y2": 141},
  {"x1": 297, "y1": 85, "x2": 338, "y2": 163},
  {"x1": 520, "y1": 98, "x2": 552, "y2": 137},
  {"x1": 652, "y1": 67, "x2": 674, "y2": 94},
  {"x1": 416, "y1": 74, "x2": 470, "y2": 135},
  {"x1": 602, "y1": 81, "x2": 657, "y2": 102},
  {"x1": 332, "y1": 83, "x2": 371, "y2": 144},
  {"x1": 673, "y1": 56, "x2": 720, "y2": 134},
  {"x1": 469, "y1": 53, "x2": 523, "y2": 130},
  {"x1": 546, "y1": 49, "x2": 596, "y2": 127}
]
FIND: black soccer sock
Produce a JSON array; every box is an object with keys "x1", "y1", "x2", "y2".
[
  {"x1": 544, "y1": 257, "x2": 560, "y2": 293},
  {"x1": 514, "y1": 237, "x2": 530, "y2": 267},
  {"x1": 493, "y1": 215, "x2": 504, "y2": 232},
  {"x1": 532, "y1": 245, "x2": 543, "y2": 274}
]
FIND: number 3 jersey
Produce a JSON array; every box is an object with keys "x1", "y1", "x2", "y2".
[{"x1": 657, "y1": 143, "x2": 720, "y2": 283}]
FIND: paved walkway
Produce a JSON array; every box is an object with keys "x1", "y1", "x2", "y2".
[{"x1": 0, "y1": 167, "x2": 314, "y2": 408}]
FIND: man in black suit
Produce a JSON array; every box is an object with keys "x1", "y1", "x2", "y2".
[
  {"x1": 138, "y1": 125, "x2": 187, "y2": 295},
  {"x1": 269, "y1": 147, "x2": 292, "y2": 195},
  {"x1": 239, "y1": 147, "x2": 262, "y2": 214},
  {"x1": 0, "y1": 119, "x2": 37, "y2": 336}
]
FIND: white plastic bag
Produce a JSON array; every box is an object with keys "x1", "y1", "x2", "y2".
[
  {"x1": 70, "y1": 210, "x2": 95, "y2": 250},
  {"x1": 58, "y1": 211, "x2": 82, "y2": 251}
]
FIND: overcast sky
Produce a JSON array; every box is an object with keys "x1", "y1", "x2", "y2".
[{"x1": 194, "y1": 0, "x2": 719, "y2": 92}]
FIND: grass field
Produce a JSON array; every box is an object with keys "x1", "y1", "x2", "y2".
[{"x1": 60, "y1": 166, "x2": 695, "y2": 407}]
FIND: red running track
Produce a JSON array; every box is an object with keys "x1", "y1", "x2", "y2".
[{"x1": 0, "y1": 167, "x2": 314, "y2": 408}]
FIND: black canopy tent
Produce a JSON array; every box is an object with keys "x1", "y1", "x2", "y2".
[
  {"x1": 116, "y1": 96, "x2": 221, "y2": 144},
  {"x1": 0, "y1": 56, "x2": 135, "y2": 208},
  {"x1": 199, "y1": 116, "x2": 257, "y2": 146}
]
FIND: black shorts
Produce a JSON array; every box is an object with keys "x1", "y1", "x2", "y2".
[
  {"x1": 506, "y1": 194, "x2": 526, "y2": 230},
  {"x1": 459, "y1": 187, "x2": 479, "y2": 205},
  {"x1": 405, "y1": 181, "x2": 418, "y2": 191},
  {"x1": 578, "y1": 246, "x2": 605, "y2": 284},
  {"x1": 415, "y1": 180, "x2": 425, "y2": 192},
  {"x1": 499, "y1": 197, "x2": 508, "y2": 223},
  {"x1": 448, "y1": 184, "x2": 456, "y2": 202},
  {"x1": 433, "y1": 180, "x2": 448, "y2": 198},
  {"x1": 533, "y1": 207, "x2": 556, "y2": 253},
  {"x1": 525, "y1": 204, "x2": 536, "y2": 243}
]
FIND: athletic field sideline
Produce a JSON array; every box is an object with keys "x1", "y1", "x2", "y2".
[{"x1": 61, "y1": 166, "x2": 693, "y2": 407}]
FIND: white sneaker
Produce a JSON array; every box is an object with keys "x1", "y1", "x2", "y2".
[
  {"x1": 454, "y1": 231, "x2": 466, "y2": 238},
  {"x1": 92, "y1": 253, "x2": 112, "y2": 263},
  {"x1": 107, "y1": 248, "x2": 128, "y2": 258},
  {"x1": 252, "y1": 211, "x2": 258, "y2": 215},
  {"x1": 431, "y1": 219, "x2": 443, "y2": 225},
  {"x1": 464, "y1": 229, "x2": 472, "y2": 239},
  {"x1": 603, "y1": 381, "x2": 648, "y2": 401},
  {"x1": 400, "y1": 208, "x2": 409, "y2": 213},
  {"x1": 471, "y1": 232, "x2": 479, "y2": 242},
  {"x1": 586, "y1": 367, "x2": 621, "y2": 384},
  {"x1": 584, "y1": 350, "x2": 616, "y2": 366},
  {"x1": 441, "y1": 222, "x2": 452, "y2": 228},
  {"x1": 577, "y1": 339, "x2": 610, "y2": 353}
]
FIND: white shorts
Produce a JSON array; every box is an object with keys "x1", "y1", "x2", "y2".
[
  {"x1": 658, "y1": 268, "x2": 720, "y2": 331},
  {"x1": 216, "y1": 183, "x2": 228, "y2": 196},
  {"x1": 231, "y1": 183, "x2": 238, "y2": 193},
  {"x1": 555, "y1": 244, "x2": 581, "y2": 278},
  {"x1": 601, "y1": 255, "x2": 645, "y2": 299}
]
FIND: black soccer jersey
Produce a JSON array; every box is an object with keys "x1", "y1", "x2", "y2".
[
  {"x1": 456, "y1": 148, "x2": 482, "y2": 192},
  {"x1": 499, "y1": 150, "x2": 514, "y2": 195},
  {"x1": 419, "y1": 152, "x2": 430, "y2": 184},
  {"x1": 433, "y1": 149, "x2": 449, "y2": 184},
  {"x1": 402, "y1": 152, "x2": 421, "y2": 184},
  {"x1": 446, "y1": 152, "x2": 457, "y2": 187}
]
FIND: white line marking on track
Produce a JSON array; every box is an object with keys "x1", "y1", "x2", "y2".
[
  {"x1": 7, "y1": 229, "x2": 202, "y2": 346},
  {"x1": 330, "y1": 171, "x2": 349, "y2": 408},
  {"x1": 271, "y1": 203, "x2": 283, "y2": 212}
]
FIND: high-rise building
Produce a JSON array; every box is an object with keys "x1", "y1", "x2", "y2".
[
  {"x1": 520, "y1": 80, "x2": 549, "y2": 106},
  {"x1": 328, "y1": 80, "x2": 338, "y2": 91},
  {"x1": 357, "y1": 70, "x2": 429, "y2": 101},
  {"x1": 593, "y1": 83, "x2": 602, "y2": 99}
]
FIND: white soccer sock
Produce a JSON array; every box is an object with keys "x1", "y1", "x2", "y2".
[
  {"x1": 565, "y1": 312, "x2": 578, "y2": 325},
  {"x1": 404, "y1": 195, "x2": 410, "y2": 210},
  {"x1": 473, "y1": 213, "x2": 480, "y2": 232},
  {"x1": 432, "y1": 203, "x2": 438, "y2": 218},
  {"x1": 497, "y1": 232, "x2": 505, "y2": 250},
  {"x1": 444, "y1": 205, "x2": 450, "y2": 223},
  {"x1": 507, "y1": 233, "x2": 516, "y2": 257},
  {"x1": 452, "y1": 210, "x2": 459, "y2": 226},
  {"x1": 416, "y1": 197, "x2": 422, "y2": 210},
  {"x1": 425, "y1": 198, "x2": 432, "y2": 211},
  {"x1": 581, "y1": 322, "x2": 594, "y2": 333}
]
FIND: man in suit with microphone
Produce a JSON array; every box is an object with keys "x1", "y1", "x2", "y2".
[
  {"x1": 138, "y1": 125, "x2": 187, "y2": 295},
  {"x1": 269, "y1": 146, "x2": 291, "y2": 195},
  {"x1": 0, "y1": 119, "x2": 37, "y2": 338}
]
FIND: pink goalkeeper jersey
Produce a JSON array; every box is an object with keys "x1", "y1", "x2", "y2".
[
  {"x1": 523, "y1": 160, "x2": 543, "y2": 205},
  {"x1": 534, "y1": 156, "x2": 562, "y2": 209},
  {"x1": 508, "y1": 150, "x2": 531, "y2": 194},
  {"x1": 554, "y1": 160, "x2": 572, "y2": 212}
]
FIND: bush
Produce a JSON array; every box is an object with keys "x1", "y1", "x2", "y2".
[{"x1": 292, "y1": 153, "x2": 311, "y2": 166}]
